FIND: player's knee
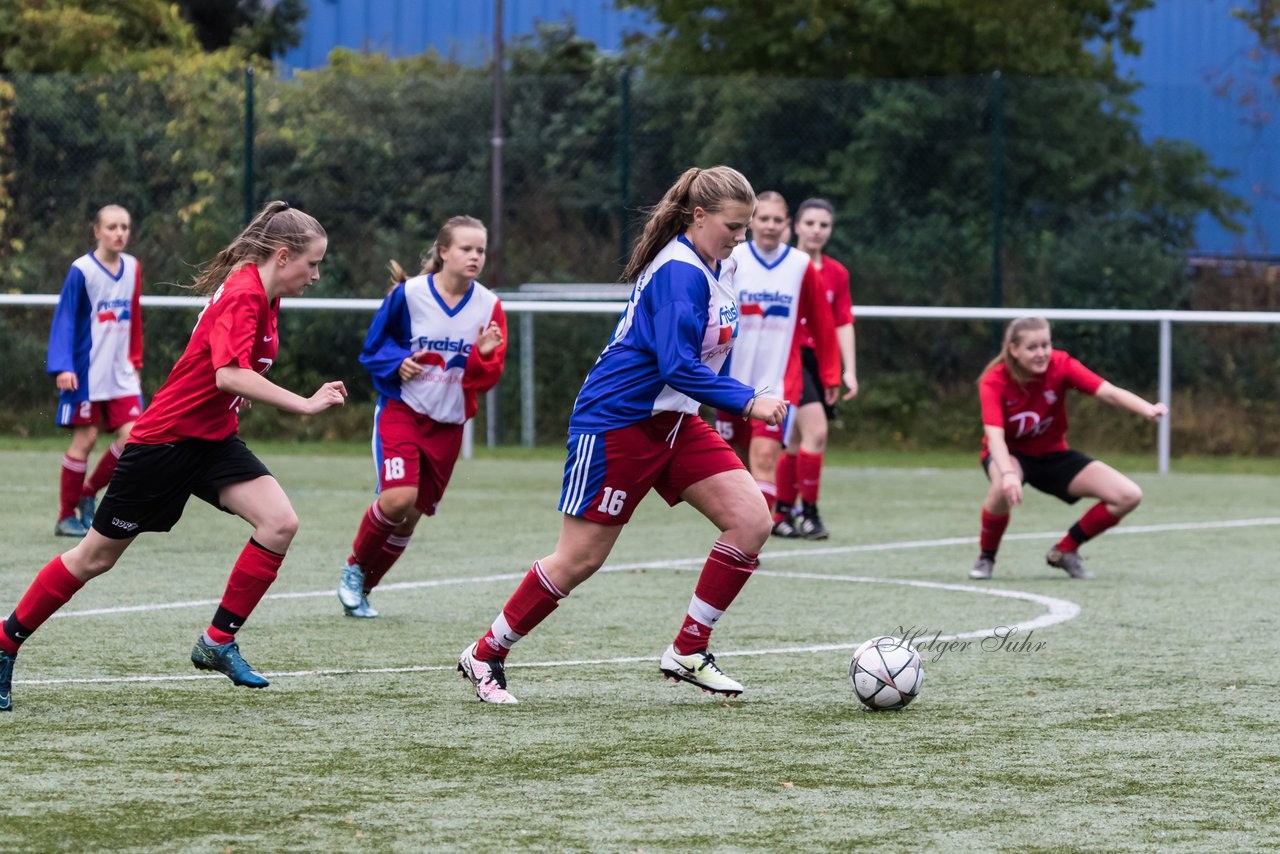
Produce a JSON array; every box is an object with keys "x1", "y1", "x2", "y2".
[
  {"x1": 1117, "y1": 483, "x2": 1143, "y2": 513},
  {"x1": 379, "y1": 492, "x2": 417, "y2": 520},
  {"x1": 739, "y1": 503, "x2": 773, "y2": 550},
  {"x1": 262, "y1": 509, "x2": 299, "y2": 547}
]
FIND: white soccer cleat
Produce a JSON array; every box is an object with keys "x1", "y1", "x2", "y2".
[
  {"x1": 659, "y1": 644, "x2": 744, "y2": 697},
  {"x1": 457, "y1": 642, "x2": 519, "y2": 704}
]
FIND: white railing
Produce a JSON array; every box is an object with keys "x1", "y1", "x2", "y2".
[{"x1": 5, "y1": 292, "x2": 1279, "y2": 472}]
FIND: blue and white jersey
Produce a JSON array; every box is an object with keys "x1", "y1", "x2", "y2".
[
  {"x1": 47, "y1": 251, "x2": 143, "y2": 408},
  {"x1": 359, "y1": 274, "x2": 506, "y2": 425},
  {"x1": 568, "y1": 235, "x2": 754, "y2": 433}
]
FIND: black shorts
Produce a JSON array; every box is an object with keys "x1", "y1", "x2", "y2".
[
  {"x1": 91, "y1": 435, "x2": 272, "y2": 539},
  {"x1": 799, "y1": 346, "x2": 836, "y2": 418},
  {"x1": 982, "y1": 449, "x2": 1095, "y2": 504}
]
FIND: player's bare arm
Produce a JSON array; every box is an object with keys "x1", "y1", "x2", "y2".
[
  {"x1": 1095, "y1": 381, "x2": 1168, "y2": 421},
  {"x1": 983, "y1": 425, "x2": 1023, "y2": 507},
  {"x1": 215, "y1": 365, "x2": 347, "y2": 415}
]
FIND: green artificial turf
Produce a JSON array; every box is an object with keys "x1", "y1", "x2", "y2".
[{"x1": 1, "y1": 446, "x2": 1277, "y2": 851}]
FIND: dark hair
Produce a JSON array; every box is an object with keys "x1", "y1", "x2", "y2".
[
  {"x1": 795, "y1": 198, "x2": 835, "y2": 220},
  {"x1": 622, "y1": 166, "x2": 755, "y2": 281},
  {"x1": 980, "y1": 317, "x2": 1051, "y2": 385},
  {"x1": 190, "y1": 201, "x2": 326, "y2": 295},
  {"x1": 389, "y1": 215, "x2": 487, "y2": 286}
]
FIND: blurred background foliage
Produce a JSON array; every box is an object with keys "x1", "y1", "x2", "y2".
[{"x1": 0, "y1": 0, "x2": 1276, "y2": 454}]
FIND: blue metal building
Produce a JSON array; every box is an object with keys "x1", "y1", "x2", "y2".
[{"x1": 283, "y1": 0, "x2": 1280, "y2": 256}]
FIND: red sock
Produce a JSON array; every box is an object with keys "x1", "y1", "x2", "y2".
[
  {"x1": 83, "y1": 442, "x2": 123, "y2": 497},
  {"x1": 58, "y1": 455, "x2": 87, "y2": 520},
  {"x1": 797, "y1": 450, "x2": 824, "y2": 506},
  {"x1": 205, "y1": 539, "x2": 284, "y2": 645},
  {"x1": 979, "y1": 509, "x2": 1011, "y2": 558},
  {"x1": 1, "y1": 556, "x2": 85, "y2": 655},
  {"x1": 674, "y1": 540, "x2": 759, "y2": 654},
  {"x1": 775, "y1": 454, "x2": 799, "y2": 512},
  {"x1": 476, "y1": 561, "x2": 566, "y2": 661},
  {"x1": 1056, "y1": 502, "x2": 1121, "y2": 552},
  {"x1": 350, "y1": 501, "x2": 402, "y2": 567},
  {"x1": 363, "y1": 533, "x2": 410, "y2": 591}
]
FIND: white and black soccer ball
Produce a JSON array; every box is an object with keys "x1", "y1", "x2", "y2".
[{"x1": 849, "y1": 635, "x2": 924, "y2": 711}]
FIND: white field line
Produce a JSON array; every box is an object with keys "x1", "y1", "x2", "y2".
[
  {"x1": 49, "y1": 515, "x2": 1280, "y2": 620},
  {"x1": 18, "y1": 515, "x2": 1276, "y2": 687},
  {"x1": 22, "y1": 572, "x2": 1077, "y2": 686}
]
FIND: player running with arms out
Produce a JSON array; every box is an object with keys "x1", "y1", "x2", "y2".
[
  {"x1": 457, "y1": 166, "x2": 786, "y2": 704},
  {"x1": 970, "y1": 317, "x2": 1167, "y2": 581},
  {"x1": 336, "y1": 216, "x2": 506, "y2": 619},
  {"x1": 47, "y1": 205, "x2": 146, "y2": 537},
  {"x1": 773, "y1": 198, "x2": 857, "y2": 540},
  {"x1": 0, "y1": 202, "x2": 346, "y2": 712},
  {"x1": 715, "y1": 192, "x2": 840, "y2": 534}
]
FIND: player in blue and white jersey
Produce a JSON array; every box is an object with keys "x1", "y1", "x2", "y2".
[
  {"x1": 46, "y1": 205, "x2": 145, "y2": 538},
  {"x1": 458, "y1": 166, "x2": 788, "y2": 704},
  {"x1": 337, "y1": 216, "x2": 506, "y2": 619}
]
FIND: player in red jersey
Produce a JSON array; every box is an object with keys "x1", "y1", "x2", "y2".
[
  {"x1": 456, "y1": 167, "x2": 787, "y2": 704},
  {"x1": 970, "y1": 317, "x2": 1167, "y2": 581},
  {"x1": 0, "y1": 202, "x2": 347, "y2": 712},
  {"x1": 336, "y1": 216, "x2": 507, "y2": 618},
  {"x1": 772, "y1": 198, "x2": 857, "y2": 540},
  {"x1": 47, "y1": 205, "x2": 145, "y2": 538}
]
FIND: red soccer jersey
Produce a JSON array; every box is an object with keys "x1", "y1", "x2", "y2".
[
  {"x1": 129, "y1": 265, "x2": 279, "y2": 444},
  {"x1": 796, "y1": 255, "x2": 854, "y2": 349},
  {"x1": 979, "y1": 349, "x2": 1105, "y2": 457}
]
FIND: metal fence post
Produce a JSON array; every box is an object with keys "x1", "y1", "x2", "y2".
[
  {"x1": 521, "y1": 311, "x2": 535, "y2": 447},
  {"x1": 618, "y1": 66, "x2": 632, "y2": 265},
  {"x1": 989, "y1": 70, "x2": 1005, "y2": 350},
  {"x1": 243, "y1": 66, "x2": 255, "y2": 225},
  {"x1": 1158, "y1": 317, "x2": 1172, "y2": 474}
]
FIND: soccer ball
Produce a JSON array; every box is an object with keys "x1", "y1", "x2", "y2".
[{"x1": 849, "y1": 636, "x2": 924, "y2": 711}]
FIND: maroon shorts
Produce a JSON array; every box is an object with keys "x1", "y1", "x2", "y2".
[
  {"x1": 373, "y1": 398, "x2": 464, "y2": 516},
  {"x1": 58, "y1": 395, "x2": 144, "y2": 432},
  {"x1": 558, "y1": 412, "x2": 747, "y2": 525},
  {"x1": 714, "y1": 408, "x2": 790, "y2": 450}
]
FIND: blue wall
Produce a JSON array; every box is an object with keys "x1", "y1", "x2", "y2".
[
  {"x1": 284, "y1": 0, "x2": 1280, "y2": 256},
  {"x1": 283, "y1": 0, "x2": 651, "y2": 67},
  {"x1": 1113, "y1": 0, "x2": 1280, "y2": 257}
]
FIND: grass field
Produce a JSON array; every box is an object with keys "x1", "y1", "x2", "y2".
[{"x1": 1, "y1": 442, "x2": 1278, "y2": 852}]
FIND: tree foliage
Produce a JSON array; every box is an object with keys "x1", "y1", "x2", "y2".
[{"x1": 618, "y1": 0, "x2": 1153, "y2": 79}]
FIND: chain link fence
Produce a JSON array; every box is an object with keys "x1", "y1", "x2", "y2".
[{"x1": 1, "y1": 66, "x2": 1276, "y2": 452}]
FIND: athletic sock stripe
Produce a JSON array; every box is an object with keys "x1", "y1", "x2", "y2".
[
  {"x1": 712, "y1": 540, "x2": 755, "y2": 566},
  {"x1": 61, "y1": 457, "x2": 88, "y2": 472},
  {"x1": 386, "y1": 535, "x2": 412, "y2": 549},
  {"x1": 533, "y1": 561, "x2": 568, "y2": 599},
  {"x1": 108, "y1": 443, "x2": 123, "y2": 458}
]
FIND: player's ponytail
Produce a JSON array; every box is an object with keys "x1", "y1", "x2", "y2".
[
  {"x1": 979, "y1": 317, "x2": 1050, "y2": 386},
  {"x1": 622, "y1": 165, "x2": 755, "y2": 282},
  {"x1": 420, "y1": 215, "x2": 487, "y2": 276},
  {"x1": 189, "y1": 201, "x2": 326, "y2": 295}
]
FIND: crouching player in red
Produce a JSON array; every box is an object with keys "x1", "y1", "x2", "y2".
[
  {"x1": 457, "y1": 166, "x2": 787, "y2": 703},
  {"x1": 0, "y1": 202, "x2": 347, "y2": 712},
  {"x1": 336, "y1": 216, "x2": 506, "y2": 618},
  {"x1": 971, "y1": 317, "x2": 1167, "y2": 581}
]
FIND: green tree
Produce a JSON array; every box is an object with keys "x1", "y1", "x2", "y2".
[{"x1": 619, "y1": 0, "x2": 1152, "y2": 79}]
